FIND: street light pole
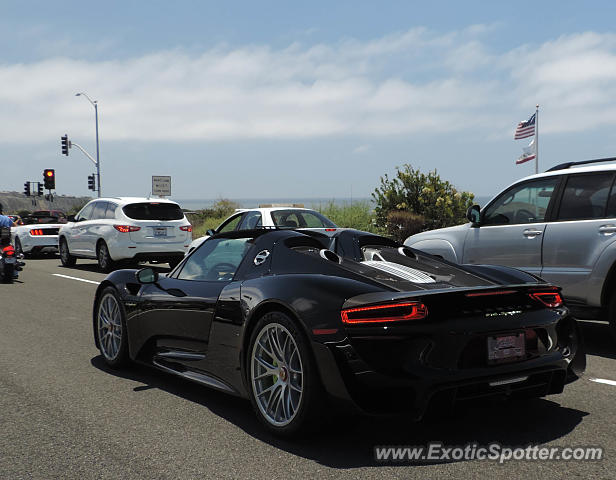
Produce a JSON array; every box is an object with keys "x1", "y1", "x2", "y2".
[{"x1": 76, "y1": 92, "x2": 101, "y2": 197}]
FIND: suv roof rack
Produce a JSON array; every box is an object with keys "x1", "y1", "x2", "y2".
[{"x1": 546, "y1": 156, "x2": 616, "y2": 172}]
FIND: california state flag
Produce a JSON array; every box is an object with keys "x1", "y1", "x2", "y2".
[{"x1": 516, "y1": 138, "x2": 536, "y2": 165}]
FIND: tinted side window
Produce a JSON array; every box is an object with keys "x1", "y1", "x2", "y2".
[
  {"x1": 217, "y1": 214, "x2": 242, "y2": 233},
  {"x1": 483, "y1": 178, "x2": 559, "y2": 225},
  {"x1": 238, "y1": 211, "x2": 262, "y2": 230},
  {"x1": 91, "y1": 202, "x2": 109, "y2": 220},
  {"x1": 177, "y1": 237, "x2": 253, "y2": 281},
  {"x1": 77, "y1": 203, "x2": 95, "y2": 221},
  {"x1": 558, "y1": 173, "x2": 614, "y2": 221}
]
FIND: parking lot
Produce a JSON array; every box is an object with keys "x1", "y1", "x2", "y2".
[{"x1": 1, "y1": 257, "x2": 614, "y2": 479}]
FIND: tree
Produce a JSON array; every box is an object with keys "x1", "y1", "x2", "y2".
[{"x1": 372, "y1": 164, "x2": 474, "y2": 240}]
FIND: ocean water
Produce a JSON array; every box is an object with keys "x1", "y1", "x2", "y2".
[
  {"x1": 174, "y1": 195, "x2": 494, "y2": 211},
  {"x1": 174, "y1": 197, "x2": 373, "y2": 211}
]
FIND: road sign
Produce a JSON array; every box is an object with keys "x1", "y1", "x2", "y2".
[{"x1": 152, "y1": 176, "x2": 171, "y2": 197}]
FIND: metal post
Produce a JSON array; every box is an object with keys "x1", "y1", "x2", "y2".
[
  {"x1": 94, "y1": 102, "x2": 101, "y2": 197},
  {"x1": 535, "y1": 104, "x2": 539, "y2": 175},
  {"x1": 76, "y1": 92, "x2": 101, "y2": 197}
]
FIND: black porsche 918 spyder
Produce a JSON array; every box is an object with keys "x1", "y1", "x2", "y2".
[{"x1": 93, "y1": 228, "x2": 585, "y2": 436}]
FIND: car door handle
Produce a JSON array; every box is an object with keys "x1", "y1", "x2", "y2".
[
  {"x1": 523, "y1": 229, "x2": 543, "y2": 237},
  {"x1": 599, "y1": 224, "x2": 616, "y2": 235}
]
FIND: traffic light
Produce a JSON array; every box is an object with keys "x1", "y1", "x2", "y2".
[
  {"x1": 37, "y1": 182, "x2": 44, "y2": 196},
  {"x1": 43, "y1": 169, "x2": 55, "y2": 189},
  {"x1": 88, "y1": 174, "x2": 96, "y2": 191},
  {"x1": 23, "y1": 182, "x2": 30, "y2": 197},
  {"x1": 61, "y1": 135, "x2": 69, "y2": 156}
]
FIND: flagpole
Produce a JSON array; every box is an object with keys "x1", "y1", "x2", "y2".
[{"x1": 535, "y1": 104, "x2": 539, "y2": 174}]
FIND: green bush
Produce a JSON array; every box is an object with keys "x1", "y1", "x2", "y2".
[
  {"x1": 385, "y1": 210, "x2": 425, "y2": 243},
  {"x1": 313, "y1": 201, "x2": 377, "y2": 233},
  {"x1": 186, "y1": 198, "x2": 240, "y2": 238},
  {"x1": 372, "y1": 164, "x2": 474, "y2": 234}
]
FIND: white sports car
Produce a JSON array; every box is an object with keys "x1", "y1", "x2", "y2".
[
  {"x1": 186, "y1": 205, "x2": 339, "y2": 254},
  {"x1": 12, "y1": 211, "x2": 67, "y2": 256}
]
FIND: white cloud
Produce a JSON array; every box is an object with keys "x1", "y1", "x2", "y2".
[
  {"x1": 2, "y1": 29, "x2": 616, "y2": 143},
  {"x1": 352, "y1": 144, "x2": 371, "y2": 154}
]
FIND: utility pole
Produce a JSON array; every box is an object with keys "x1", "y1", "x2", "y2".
[{"x1": 75, "y1": 92, "x2": 101, "y2": 197}]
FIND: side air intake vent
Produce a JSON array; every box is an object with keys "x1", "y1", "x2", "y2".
[{"x1": 319, "y1": 249, "x2": 341, "y2": 263}]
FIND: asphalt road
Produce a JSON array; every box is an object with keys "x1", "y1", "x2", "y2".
[{"x1": 1, "y1": 256, "x2": 615, "y2": 479}]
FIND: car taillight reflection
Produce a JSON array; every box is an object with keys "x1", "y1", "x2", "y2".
[
  {"x1": 341, "y1": 302, "x2": 428, "y2": 325},
  {"x1": 114, "y1": 225, "x2": 141, "y2": 233}
]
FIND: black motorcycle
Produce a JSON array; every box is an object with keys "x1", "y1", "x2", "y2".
[{"x1": 0, "y1": 227, "x2": 25, "y2": 283}]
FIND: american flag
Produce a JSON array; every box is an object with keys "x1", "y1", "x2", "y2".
[{"x1": 514, "y1": 113, "x2": 536, "y2": 140}]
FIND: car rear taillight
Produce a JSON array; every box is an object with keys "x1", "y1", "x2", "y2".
[
  {"x1": 180, "y1": 225, "x2": 193, "y2": 232},
  {"x1": 114, "y1": 225, "x2": 141, "y2": 233},
  {"x1": 529, "y1": 290, "x2": 563, "y2": 308},
  {"x1": 341, "y1": 302, "x2": 428, "y2": 325},
  {"x1": 30, "y1": 229, "x2": 44, "y2": 236},
  {"x1": 325, "y1": 228, "x2": 336, "y2": 232}
]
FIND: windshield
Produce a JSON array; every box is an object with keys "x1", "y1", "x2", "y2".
[
  {"x1": 122, "y1": 202, "x2": 184, "y2": 220},
  {"x1": 271, "y1": 209, "x2": 336, "y2": 228},
  {"x1": 177, "y1": 237, "x2": 254, "y2": 281}
]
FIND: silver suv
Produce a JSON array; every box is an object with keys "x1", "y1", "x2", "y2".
[{"x1": 404, "y1": 158, "x2": 616, "y2": 337}]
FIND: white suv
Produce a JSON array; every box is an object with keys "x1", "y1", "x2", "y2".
[{"x1": 58, "y1": 197, "x2": 192, "y2": 272}]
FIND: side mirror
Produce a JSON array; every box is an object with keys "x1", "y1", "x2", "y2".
[
  {"x1": 136, "y1": 267, "x2": 158, "y2": 284},
  {"x1": 466, "y1": 205, "x2": 481, "y2": 225},
  {"x1": 206, "y1": 229, "x2": 216, "y2": 236}
]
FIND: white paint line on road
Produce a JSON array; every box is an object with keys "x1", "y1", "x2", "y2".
[
  {"x1": 589, "y1": 377, "x2": 616, "y2": 387},
  {"x1": 52, "y1": 273, "x2": 101, "y2": 285}
]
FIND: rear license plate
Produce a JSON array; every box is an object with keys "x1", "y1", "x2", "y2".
[
  {"x1": 4, "y1": 257, "x2": 16, "y2": 264},
  {"x1": 487, "y1": 332, "x2": 525, "y2": 363},
  {"x1": 154, "y1": 227, "x2": 167, "y2": 237}
]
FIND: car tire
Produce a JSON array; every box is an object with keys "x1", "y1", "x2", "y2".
[
  {"x1": 608, "y1": 293, "x2": 616, "y2": 343},
  {"x1": 59, "y1": 238, "x2": 76, "y2": 267},
  {"x1": 247, "y1": 311, "x2": 325, "y2": 436},
  {"x1": 97, "y1": 241, "x2": 115, "y2": 273},
  {"x1": 95, "y1": 287, "x2": 129, "y2": 368},
  {"x1": 1, "y1": 262, "x2": 14, "y2": 283},
  {"x1": 14, "y1": 237, "x2": 24, "y2": 257}
]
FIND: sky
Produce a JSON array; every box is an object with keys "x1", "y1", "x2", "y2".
[{"x1": 2, "y1": 0, "x2": 616, "y2": 202}]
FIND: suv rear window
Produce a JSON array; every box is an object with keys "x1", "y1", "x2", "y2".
[{"x1": 122, "y1": 202, "x2": 184, "y2": 220}]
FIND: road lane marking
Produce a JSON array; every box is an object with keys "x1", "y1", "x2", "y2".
[
  {"x1": 589, "y1": 378, "x2": 616, "y2": 387},
  {"x1": 52, "y1": 273, "x2": 101, "y2": 285}
]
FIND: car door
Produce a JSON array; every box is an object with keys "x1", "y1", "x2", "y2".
[
  {"x1": 135, "y1": 236, "x2": 255, "y2": 372},
  {"x1": 68, "y1": 202, "x2": 95, "y2": 254},
  {"x1": 541, "y1": 172, "x2": 616, "y2": 303},
  {"x1": 83, "y1": 201, "x2": 109, "y2": 256},
  {"x1": 462, "y1": 176, "x2": 562, "y2": 276}
]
